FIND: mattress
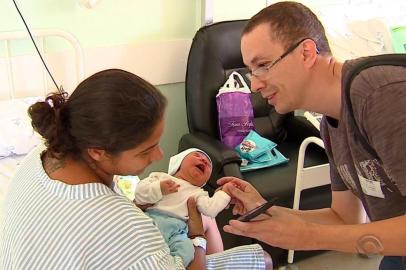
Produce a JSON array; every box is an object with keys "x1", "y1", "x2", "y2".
[{"x1": 0, "y1": 154, "x2": 25, "y2": 219}]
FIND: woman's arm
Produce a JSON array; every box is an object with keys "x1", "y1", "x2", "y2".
[{"x1": 186, "y1": 197, "x2": 207, "y2": 270}]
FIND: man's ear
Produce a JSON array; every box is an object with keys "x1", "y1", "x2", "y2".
[
  {"x1": 87, "y1": 148, "x2": 108, "y2": 161},
  {"x1": 302, "y1": 39, "x2": 318, "y2": 68}
]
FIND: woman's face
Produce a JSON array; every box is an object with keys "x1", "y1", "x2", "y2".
[{"x1": 98, "y1": 118, "x2": 165, "y2": 178}]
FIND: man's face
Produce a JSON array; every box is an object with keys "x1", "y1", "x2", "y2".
[
  {"x1": 177, "y1": 151, "x2": 212, "y2": 187},
  {"x1": 241, "y1": 23, "x2": 306, "y2": 114}
]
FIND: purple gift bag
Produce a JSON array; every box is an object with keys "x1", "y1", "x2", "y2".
[{"x1": 216, "y1": 71, "x2": 255, "y2": 148}]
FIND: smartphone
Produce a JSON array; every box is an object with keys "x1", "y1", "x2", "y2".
[{"x1": 237, "y1": 197, "x2": 278, "y2": 222}]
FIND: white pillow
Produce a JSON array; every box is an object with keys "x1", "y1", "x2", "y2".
[{"x1": 0, "y1": 97, "x2": 44, "y2": 158}]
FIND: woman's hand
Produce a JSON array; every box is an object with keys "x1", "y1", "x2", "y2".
[
  {"x1": 187, "y1": 197, "x2": 205, "y2": 237},
  {"x1": 217, "y1": 177, "x2": 266, "y2": 215},
  {"x1": 134, "y1": 202, "x2": 154, "y2": 211}
]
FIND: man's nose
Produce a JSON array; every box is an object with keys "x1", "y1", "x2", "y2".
[{"x1": 250, "y1": 76, "x2": 266, "y2": 93}]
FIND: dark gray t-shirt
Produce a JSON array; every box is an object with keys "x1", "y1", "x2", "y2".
[{"x1": 321, "y1": 58, "x2": 406, "y2": 223}]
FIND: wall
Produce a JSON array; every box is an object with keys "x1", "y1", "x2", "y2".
[
  {"x1": 1, "y1": 0, "x2": 200, "y2": 176},
  {"x1": 1, "y1": 0, "x2": 405, "y2": 177}
]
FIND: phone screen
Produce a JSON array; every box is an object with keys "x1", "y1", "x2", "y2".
[{"x1": 237, "y1": 197, "x2": 278, "y2": 222}]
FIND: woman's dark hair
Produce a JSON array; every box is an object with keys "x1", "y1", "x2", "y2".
[
  {"x1": 29, "y1": 69, "x2": 167, "y2": 159},
  {"x1": 243, "y1": 1, "x2": 331, "y2": 55}
]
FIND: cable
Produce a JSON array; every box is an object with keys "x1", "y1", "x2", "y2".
[{"x1": 12, "y1": 0, "x2": 63, "y2": 94}]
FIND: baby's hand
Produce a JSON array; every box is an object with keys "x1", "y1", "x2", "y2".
[{"x1": 160, "y1": 179, "x2": 180, "y2": 195}]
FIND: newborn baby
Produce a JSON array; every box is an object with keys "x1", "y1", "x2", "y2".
[{"x1": 134, "y1": 148, "x2": 231, "y2": 267}]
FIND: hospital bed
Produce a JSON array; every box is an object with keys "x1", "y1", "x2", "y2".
[{"x1": 0, "y1": 29, "x2": 84, "y2": 219}]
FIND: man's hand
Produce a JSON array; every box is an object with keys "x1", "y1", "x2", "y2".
[
  {"x1": 160, "y1": 179, "x2": 180, "y2": 195},
  {"x1": 224, "y1": 205, "x2": 314, "y2": 250},
  {"x1": 217, "y1": 177, "x2": 266, "y2": 215},
  {"x1": 219, "y1": 182, "x2": 235, "y2": 196}
]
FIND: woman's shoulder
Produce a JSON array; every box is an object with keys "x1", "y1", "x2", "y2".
[{"x1": 89, "y1": 193, "x2": 148, "y2": 219}]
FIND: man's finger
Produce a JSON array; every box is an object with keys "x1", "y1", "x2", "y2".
[
  {"x1": 227, "y1": 184, "x2": 247, "y2": 200},
  {"x1": 217, "y1": 177, "x2": 234, "y2": 185},
  {"x1": 223, "y1": 224, "x2": 246, "y2": 236},
  {"x1": 217, "y1": 176, "x2": 245, "y2": 186},
  {"x1": 223, "y1": 224, "x2": 263, "y2": 241},
  {"x1": 266, "y1": 205, "x2": 280, "y2": 216},
  {"x1": 223, "y1": 220, "x2": 260, "y2": 237}
]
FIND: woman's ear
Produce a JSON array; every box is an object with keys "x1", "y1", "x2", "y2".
[
  {"x1": 302, "y1": 39, "x2": 318, "y2": 68},
  {"x1": 87, "y1": 148, "x2": 108, "y2": 161}
]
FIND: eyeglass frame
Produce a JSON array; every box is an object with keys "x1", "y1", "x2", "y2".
[{"x1": 249, "y1": 37, "x2": 318, "y2": 78}]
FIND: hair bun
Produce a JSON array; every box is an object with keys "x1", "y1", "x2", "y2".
[{"x1": 28, "y1": 92, "x2": 68, "y2": 142}]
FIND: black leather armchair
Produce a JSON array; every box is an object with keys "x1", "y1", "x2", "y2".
[{"x1": 179, "y1": 20, "x2": 331, "y2": 266}]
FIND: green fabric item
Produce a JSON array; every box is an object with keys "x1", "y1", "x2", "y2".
[{"x1": 391, "y1": 26, "x2": 406, "y2": 53}]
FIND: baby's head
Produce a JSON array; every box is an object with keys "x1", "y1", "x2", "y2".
[{"x1": 168, "y1": 148, "x2": 212, "y2": 186}]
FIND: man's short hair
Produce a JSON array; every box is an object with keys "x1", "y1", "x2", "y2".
[{"x1": 243, "y1": 1, "x2": 331, "y2": 55}]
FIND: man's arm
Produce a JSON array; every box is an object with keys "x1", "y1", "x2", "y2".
[
  {"x1": 286, "y1": 190, "x2": 367, "y2": 225},
  {"x1": 222, "y1": 181, "x2": 406, "y2": 256},
  {"x1": 306, "y1": 215, "x2": 406, "y2": 256},
  {"x1": 225, "y1": 203, "x2": 406, "y2": 256}
]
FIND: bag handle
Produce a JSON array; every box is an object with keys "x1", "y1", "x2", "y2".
[{"x1": 218, "y1": 71, "x2": 251, "y2": 95}]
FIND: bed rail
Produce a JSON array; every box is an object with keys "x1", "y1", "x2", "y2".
[{"x1": 0, "y1": 29, "x2": 84, "y2": 99}]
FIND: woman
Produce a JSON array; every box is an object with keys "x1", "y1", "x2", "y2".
[{"x1": 0, "y1": 69, "x2": 271, "y2": 269}]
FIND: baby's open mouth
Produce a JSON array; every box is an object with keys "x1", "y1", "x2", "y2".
[{"x1": 196, "y1": 164, "x2": 205, "y2": 173}]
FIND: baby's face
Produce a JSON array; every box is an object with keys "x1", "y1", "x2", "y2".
[{"x1": 177, "y1": 151, "x2": 212, "y2": 186}]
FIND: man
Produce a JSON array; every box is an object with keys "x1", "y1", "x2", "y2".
[{"x1": 218, "y1": 2, "x2": 406, "y2": 269}]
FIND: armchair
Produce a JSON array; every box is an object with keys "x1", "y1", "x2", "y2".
[{"x1": 179, "y1": 20, "x2": 331, "y2": 266}]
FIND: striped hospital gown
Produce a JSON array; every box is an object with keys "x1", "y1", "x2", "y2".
[{"x1": 0, "y1": 145, "x2": 265, "y2": 269}]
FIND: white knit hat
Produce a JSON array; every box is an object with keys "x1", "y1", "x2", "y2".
[{"x1": 168, "y1": 148, "x2": 212, "y2": 176}]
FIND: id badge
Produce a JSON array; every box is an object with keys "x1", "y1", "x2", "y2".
[{"x1": 358, "y1": 175, "x2": 385, "y2": 198}]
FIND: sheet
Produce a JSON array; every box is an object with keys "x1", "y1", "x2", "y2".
[{"x1": 0, "y1": 155, "x2": 25, "y2": 218}]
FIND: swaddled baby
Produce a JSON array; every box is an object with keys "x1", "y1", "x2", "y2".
[{"x1": 134, "y1": 148, "x2": 231, "y2": 267}]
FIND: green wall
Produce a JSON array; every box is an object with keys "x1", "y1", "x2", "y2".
[
  {"x1": 1, "y1": 0, "x2": 200, "y2": 46},
  {"x1": 1, "y1": 0, "x2": 199, "y2": 176},
  {"x1": 147, "y1": 83, "x2": 189, "y2": 177},
  {"x1": 4, "y1": 0, "x2": 402, "y2": 176}
]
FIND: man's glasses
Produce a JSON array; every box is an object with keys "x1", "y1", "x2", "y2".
[{"x1": 249, "y1": 38, "x2": 317, "y2": 78}]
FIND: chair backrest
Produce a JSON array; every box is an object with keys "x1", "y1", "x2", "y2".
[{"x1": 185, "y1": 20, "x2": 291, "y2": 143}]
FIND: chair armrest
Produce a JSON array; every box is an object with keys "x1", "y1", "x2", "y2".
[
  {"x1": 179, "y1": 132, "x2": 243, "y2": 190},
  {"x1": 285, "y1": 115, "x2": 321, "y2": 142}
]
